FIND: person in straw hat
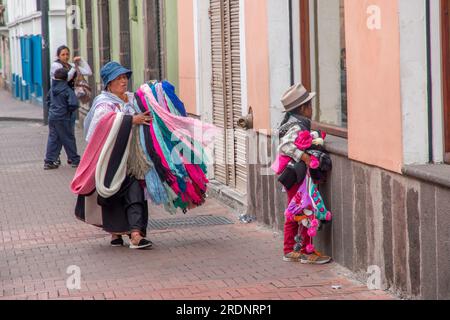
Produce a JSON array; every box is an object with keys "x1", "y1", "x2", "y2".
[{"x1": 276, "y1": 83, "x2": 332, "y2": 264}]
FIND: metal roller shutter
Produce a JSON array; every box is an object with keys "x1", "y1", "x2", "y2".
[{"x1": 209, "y1": 0, "x2": 247, "y2": 194}]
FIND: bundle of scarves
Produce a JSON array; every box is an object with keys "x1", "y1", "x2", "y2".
[{"x1": 71, "y1": 81, "x2": 218, "y2": 214}]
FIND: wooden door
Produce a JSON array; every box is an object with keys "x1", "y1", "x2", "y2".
[
  {"x1": 98, "y1": 0, "x2": 111, "y2": 68},
  {"x1": 144, "y1": 0, "x2": 163, "y2": 81},
  {"x1": 300, "y1": 0, "x2": 311, "y2": 91}
]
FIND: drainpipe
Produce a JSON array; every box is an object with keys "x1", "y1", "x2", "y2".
[
  {"x1": 41, "y1": 0, "x2": 50, "y2": 125},
  {"x1": 425, "y1": 0, "x2": 433, "y2": 163},
  {"x1": 288, "y1": 0, "x2": 294, "y2": 86}
]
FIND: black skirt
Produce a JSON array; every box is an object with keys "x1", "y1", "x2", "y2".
[{"x1": 75, "y1": 176, "x2": 149, "y2": 236}]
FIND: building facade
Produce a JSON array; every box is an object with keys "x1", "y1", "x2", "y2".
[
  {"x1": 173, "y1": 0, "x2": 450, "y2": 300},
  {"x1": 66, "y1": 0, "x2": 450, "y2": 299},
  {"x1": 6, "y1": 0, "x2": 67, "y2": 103},
  {"x1": 0, "y1": 0, "x2": 11, "y2": 90},
  {"x1": 66, "y1": 0, "x2": 174, "y2": 118}
]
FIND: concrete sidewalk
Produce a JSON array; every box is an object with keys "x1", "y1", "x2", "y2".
[
  {"x1": 0, "y1": 93, "x2": 397, "y2": 300},
  {"x1": 0, "y1": 89, "x2": 44, "y2": 122}
]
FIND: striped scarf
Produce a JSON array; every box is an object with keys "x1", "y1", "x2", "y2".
[{"x1": 95, "y1": 113, "x2": 133, "y2": 199}]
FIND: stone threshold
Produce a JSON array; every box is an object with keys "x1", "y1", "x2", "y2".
[
  {"x1": 325, "y1": 134, "x2": 349, "y2": 157},
  {"x1": 207, "y1": 180, "x2": 248, "y2": 215},
  {"x1": 403, "y1": 164, "x2": 450, "y2": 189}
]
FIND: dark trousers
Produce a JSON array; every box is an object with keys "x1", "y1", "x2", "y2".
[
  {"x1": 99, "y1": 177, "x2": 149, "y2": 236},
  {"x1": 70, "y1": 112, "x2": 77, "y2": 136},
  {"x1": 45, "y1": 119, "x2": 80, "y2": 164}
]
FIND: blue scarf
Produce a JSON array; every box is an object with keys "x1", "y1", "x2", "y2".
[{"x1": 162, "y1": 81, "x2": 187, "y2": 117}]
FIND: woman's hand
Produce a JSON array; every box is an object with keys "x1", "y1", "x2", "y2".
[
  {"x1": 301, "y1": 153, "x2": 312, "y2": 167},
  {"x1": 133, "y1": 111, "x2": 152, "y2": 126},
  {"x1": 73, "y1": 56, "x2": 81, "y2": 64}
]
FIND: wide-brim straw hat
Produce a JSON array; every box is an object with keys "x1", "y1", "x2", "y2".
[{"x1": 281, "y1": 83, "x2": 316, "y2": 113}]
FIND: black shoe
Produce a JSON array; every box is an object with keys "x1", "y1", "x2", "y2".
[
  {"x1": 110, "y1": 236, "x2": 124, "y2": 247},
  {"x1": 44, "y1": 163, "x2": 59, "y2": 170},
  {"x1": 71, "y1": 162, "x2": 80, "y2": 168},
  {"x1": 55, "y1": 158, "x2": 61, "y2": 166},
  {"x1": 129, "y1": 238, "x2": 153, "y2": 250}
]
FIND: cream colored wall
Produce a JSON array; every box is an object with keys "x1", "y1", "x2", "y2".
[
  {"x1": 177, "y1": 0, "x2": 197, "y2": 115},
  {"x1": 345, "y1": 0, "x2": 403, "y2": 173}
]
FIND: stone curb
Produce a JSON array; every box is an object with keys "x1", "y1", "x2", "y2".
[{"x1": 0, "y1": 117, "x2": 45, "y2": 124}]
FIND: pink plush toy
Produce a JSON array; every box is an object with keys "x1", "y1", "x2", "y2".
[
  {"x1": 270, "y1": 155, "x2": 293, "y2": 175},
  {"x1": 307, "y1": 228, "x2": 317, "y2": 238},
  {"x1": 306, "y1": 244, "x2": 315, "y2": 254},
  {"x1": 309, "y1": 155, "x2": 320, "y2": 169},
  {"x1": 310, "y1": 218, "x2": 319, "y2": 228}
]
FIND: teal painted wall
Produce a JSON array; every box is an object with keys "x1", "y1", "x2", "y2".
[
  {"x1": 109, "y1": 0, "x2": 121, "y2": 63},
  {"x1": 78, "y1": 0, "x2": 88, "y2": 62},
  {"x1": 92, "y1": 0, "x2": 101, "y2": 91},
  {"x1": 129, "y1": 0, "x2": 145, "y2": 90},
  {"x1": 67, "y1": 0, "x2": 178, "y2": 93}
]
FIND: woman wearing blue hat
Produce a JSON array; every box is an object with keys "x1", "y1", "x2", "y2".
[{"x1": 82, "y1": 61, "x2": 153, "y2": 250}]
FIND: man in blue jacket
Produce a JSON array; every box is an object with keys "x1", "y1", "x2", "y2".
[{"x1": 44, "y1": 68, "x2": 81, "y2": 170}]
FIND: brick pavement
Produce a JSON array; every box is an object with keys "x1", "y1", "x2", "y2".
[
  {"x1": 0, "y1": 90, "x2": 397, "y2": 300},
  {"x1": 0, "y1": 90, "x2": 43, "y2": 122}
]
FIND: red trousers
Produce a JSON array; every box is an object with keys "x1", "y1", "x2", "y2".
[{"x1": 283, "y1": 184, "x2": 312, "y2": 255}]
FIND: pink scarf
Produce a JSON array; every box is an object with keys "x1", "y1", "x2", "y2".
[
  {"x1": 71, "y1": 112, "x2": 116, "y2": 195},
  {"x1": 139, "y1": 85, "x2": 219, "y2": 151},
  {"x1": 137, "y1": 88, "x2": 210, "y2": 200}
]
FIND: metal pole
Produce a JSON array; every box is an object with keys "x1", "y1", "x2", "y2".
[
  {"x1": 288, "y1": 0, "x2": 294, "y2": 86},
  {"x1": 41, "y1": 0, "x2": 50, "y2": 125}
]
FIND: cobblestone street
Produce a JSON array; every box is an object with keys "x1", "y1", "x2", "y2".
[{"x1": 0, "y1": 91, "x2": 396, "y2": 300}]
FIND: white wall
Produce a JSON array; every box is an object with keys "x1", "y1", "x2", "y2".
[
  {"x1": 49, "y1": 6, "x2": 67, "y2": 60},
  {"x1": 7, "y1": 0, "x2": 67, "y2": 77},
  {"x1": 193, "y1": 0, "x2": 213, "y2": 122},
  {"x1": 7, "y1": 0, "x2": 37, "y2": 22},
  {"x1": 430, "y1": 0, "x2": 444, "y2": 163},
  {"x1": 267, "y1": 0, "x2": 300, "y2": 130},
  {"x1": 398, "y1": 0, "x2": 429, "y2": 165}
]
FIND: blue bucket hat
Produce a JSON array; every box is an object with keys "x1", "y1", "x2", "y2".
[{"x1": 100, "y1": 61, "x2": 132, "y2": 89}]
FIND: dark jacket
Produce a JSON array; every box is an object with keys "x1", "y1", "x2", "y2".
[{"x1": 46, "y1": 79, "x2": 79, "y2": 121}]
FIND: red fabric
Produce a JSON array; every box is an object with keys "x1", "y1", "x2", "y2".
[
  {"x1": 283, "y1": 184, "x2": 312, "y2": 255},
  {"x1": 71, "y1": 112, "x2": 116, "y2": 195}
]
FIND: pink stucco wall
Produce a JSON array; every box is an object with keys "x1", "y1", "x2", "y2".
[
  {"x1": 177, "y1": 0, "x2": 197, "y2": 115},
  {"x1": 345, "y1": 0, "x2": 403, "y2": 173},
  {"x1": 244, "y1": 0, "x2": 271, "y2": 131}
]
